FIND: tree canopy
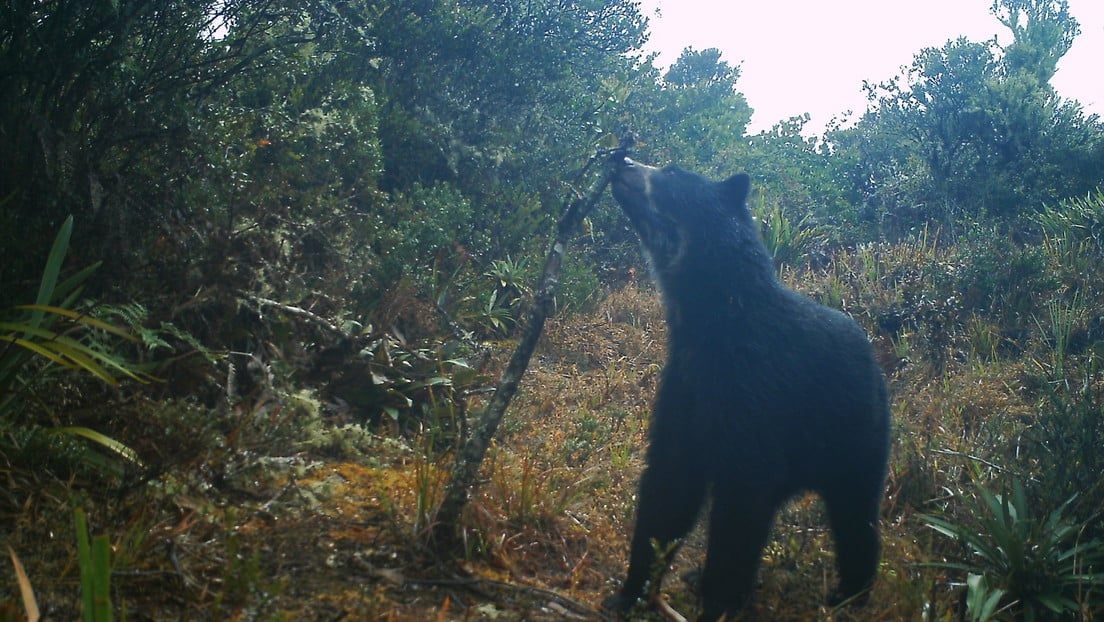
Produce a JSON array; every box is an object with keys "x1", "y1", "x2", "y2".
[{"x1": 834, "y1": 0, "x2": 1102, "y2": 233}]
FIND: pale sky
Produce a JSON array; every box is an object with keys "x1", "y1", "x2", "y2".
[{"x1": 638, "y1": 0, "x2": 1104, "y2": 135}]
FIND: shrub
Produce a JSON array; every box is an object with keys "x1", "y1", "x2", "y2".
[
  {"x1": 1025, "y1": 374, "x2": 1104, "y2": 522},
  {"x1": 921, "y1": 478, "x2": 1104, "y2": 621}
]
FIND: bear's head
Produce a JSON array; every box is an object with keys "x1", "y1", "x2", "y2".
[{"x1": 611, "y1": 158, "x2": 765, "y2": 285}]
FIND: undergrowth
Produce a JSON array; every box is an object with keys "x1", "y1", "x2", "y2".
[{"x1": 7, "y1": 196, "x2": 1104, "y2": 620}]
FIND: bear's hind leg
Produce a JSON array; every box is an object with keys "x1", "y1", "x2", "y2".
[{"x1": 824, "y1": 482, "x2": 882, "y2": 606}]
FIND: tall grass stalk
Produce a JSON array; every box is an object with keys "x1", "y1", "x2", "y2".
[
  {"x1": 412, "y1": 432, "x2": 448, "y2": 538},
  {"x1": 1036, "y1": 293, "x2": 1081, "y2": 380}
]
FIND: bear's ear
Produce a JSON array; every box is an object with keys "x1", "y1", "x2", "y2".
[{"x1": 720, "y1": 173, "x2": 751, "y2": 208}]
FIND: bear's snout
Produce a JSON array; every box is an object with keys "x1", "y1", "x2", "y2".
[
  {"x1": 611, "y1": 157, "x2": 653, "y2": 201},
  {"x1": 616, "y1": 157, "x2": 656, "y2": 176}
]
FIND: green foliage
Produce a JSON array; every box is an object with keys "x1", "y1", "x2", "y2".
[
  {"x1": 1025, "y1": 371, "x2": 1104, "y2": 520},
  {"x1": 754, "y1": 199, "x2": 826, "y2": 269},
  {"x1": 0, "y1": 0, "x2": 318, "y2": 287},
  {"x1": 624, "y1": 47, "x2": 752, "y2": 173},
  {"x1": 558, "y1": 254, "x2": 604, "y2": 315},
  {"x1": 839, "y1": 0, "x2": 1103, "y2": 234},
  {"x1": 74, "y1": 508, "x2": 115, "y2": 622},
  {"x1": 1035, "y1": 293, "x2": 1082, "y2": 379},
  {"x1": 3, "y1": 4, "x2": 1104, "y2": 616},
  {"x1": 1, "y1": 305, "x2": 147, "y2": 388},
  {"x1": 942, "y1": 230, "x2": 1056, "y2": 324},
  {"x1": 477, "y1": 255, "x2": 536, "y2": 332},
  {"x1": 1, "y1": 216, "x2": 146, "y2": 475},
  {"x1": 921, "y1": 478, "x2": 1104, "y2": 621},
  {"x1": 1036, "y1": 189, "x2": 1104, "y2": 254},
  {"x1": 993, "y1": 0, "x2": 1079, "y2": 83},
  {"x1": 375, "y1": 183, "x2": 489, "y2": 287},
  {"x1": 330, "y1": 331, "x2": 486, "y2": 431},
  {"x1": 746, "y1": 117, "x2": 866, "y2": 238}
]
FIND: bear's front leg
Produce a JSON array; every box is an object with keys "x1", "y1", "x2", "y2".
[
  {"x1": 698, "y1": 487, "x2": 781, "y2": 621},
  {"x1": 607, "y1": 379, "x2": 706, "y2": 614}
]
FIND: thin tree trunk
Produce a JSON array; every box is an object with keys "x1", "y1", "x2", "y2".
[{"x1": 431, "y1": 139, "x2": 631, "y2": 551}]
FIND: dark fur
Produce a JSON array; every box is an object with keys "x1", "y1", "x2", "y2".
[{"x1": 605, "y1": 159, "x2": 890, "y2": 621}]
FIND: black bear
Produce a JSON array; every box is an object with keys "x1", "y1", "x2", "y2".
[{"x1": 604, "y1": 158, "x2": 890, "y2": 621}]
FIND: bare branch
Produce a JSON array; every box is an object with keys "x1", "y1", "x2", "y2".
[{"x1": 430, "y1": 137, "x2": 633, "y2": 550}]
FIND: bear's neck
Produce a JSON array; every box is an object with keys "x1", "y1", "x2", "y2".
[{"x1": 658, "y1": 251, "x2": 780, "y2": 329}]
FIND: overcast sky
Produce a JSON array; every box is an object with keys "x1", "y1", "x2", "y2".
[{"x1": 637, "y1": 0, "x2": 1104, "y2": 135}]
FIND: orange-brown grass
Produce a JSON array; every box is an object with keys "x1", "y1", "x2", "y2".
[
  {"x1": 414, "y1": 280, "x2": 967, "y2": 620},
  {"x1": 453, "y1": 286, "x2": 666, "y2": 605},
  {"x1": 425, "y1": 235, "x2": 1097, "y2": 619}
]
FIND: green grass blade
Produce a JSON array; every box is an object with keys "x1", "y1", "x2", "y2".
[
  {"x1": 1035, "y1": 592, "x2": 1076, "y2": 614},
  {"x1": 32, "y1": 340, "x2": 119, "y2": 385},
  {"x1": 53, "y1": 261, "x2": 101, "y2": 308},
  {"x1": 91, "y1": 534, "x2": 113, "y2": 622},
  {"x1": 918, "y1": 514, "x2": 961, "y2": 539},
  {"x1": 1, "y1": 317, "x2": 150, "y2": 385},
  {"x1": 979, "y1": 587, "x2": 1005, "y2": 621},
  {"x1": 5, "y1": 331, "x2": 143, "y2": 385},
  {"x1": 14, "y1": 305, "x2": 136, "y2": 341},
  {"x1": 32, "y1": 216, "x2": 74, "y2": 329},
  {"x1": 0, "y1": 322, "x2": 63, "y2": 339},
  {"x1": 49, "y1": 335, "x2": 147, "y2": 382},
  {"x1": 0, "y1": 335, "x2": 83, "y2": 370},
  {"x1": 55, "y1": 426, "x2": 143, "y2": 467},
  {"x1": 74, "y1": 508, "x2": 95, "y2": 621}
]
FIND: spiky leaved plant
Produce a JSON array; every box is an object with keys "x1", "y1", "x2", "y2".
[{"x1": 921, "y1": 478, "x2": 1104, "y2": 621}]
